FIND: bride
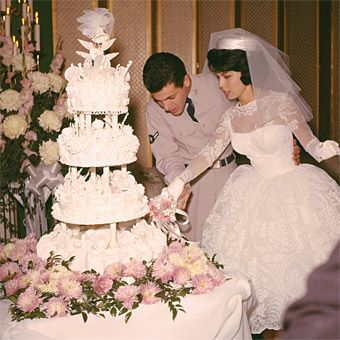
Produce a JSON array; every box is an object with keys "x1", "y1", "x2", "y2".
[{"x1": 166, "y1": 29, "x2": 340, "y2": 337}]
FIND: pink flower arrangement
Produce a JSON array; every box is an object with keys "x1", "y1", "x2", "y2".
[{"x1": 0, "y1": 234, "x2": 226, "y2": 322}]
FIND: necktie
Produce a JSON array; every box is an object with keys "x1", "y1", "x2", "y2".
[{"x1": 186, "y1": 97, "x2": 198, "y2": 122}]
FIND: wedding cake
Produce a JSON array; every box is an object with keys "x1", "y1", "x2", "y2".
[{"x1": 37, "y1": 9, "x2": 166, "y2": 273}]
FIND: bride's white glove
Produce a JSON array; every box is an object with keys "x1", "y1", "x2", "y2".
[
  {"x1": 165, "y1": 176, "x2": 186, "y2": 202},
  {"x1": 306, "y1": 138, "x2": 340, "y2": 162}
]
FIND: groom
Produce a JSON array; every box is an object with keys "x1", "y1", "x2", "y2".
[{"x1": 143, "y1": 52, "x2": 237, "y2": 242}]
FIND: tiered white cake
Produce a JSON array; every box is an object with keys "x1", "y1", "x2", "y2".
[{"x1": 37, "y1": 10, "x2": 166, "y2": 273}]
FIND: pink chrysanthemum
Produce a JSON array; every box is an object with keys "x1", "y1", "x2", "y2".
[
  {"x1": 192, "y1": 274, "x2": 215, "y2": 295},
  {"x1": 75, "y1": 272, "x2": 96, "y2": 283},
  {"x1": 152, "y1": 258, "x2": 174, "y2": 283},
  {"x1": 123, "y1": 259, "x2": 147, "y2": 279},
  {"x1": 45, "y1": 297, "x2": 68, "y2": 317},
  {"x1": 4, "y1": 278, "x2": 20, "y2": 296},
  {"x1": 140, "y1": 282, "x2": 161, "y2": 305},
  {"x1": 24, "y1": 233, "x2": 38, "y2": 252},
  {"x1": 93, "y1": 275, "x2": 113, "y2": 295},
  {"x1": 115, "y1": 285, "x2": 140, "y2": 310},
  {"x1": 7, "y1": 242, "x2": 28, "y2": 262},
  {"x1": 207, "y1": 263, "x2": 226, "y2": 286},
  {"x1": 19, "y1": 253, "x2": 46, "y2": 273},
  {"x1": 166, "y1": 241, "x2": 184, "y2": 255},
  {"x1": 17, "y1": 287, "x2": 42, "y2": 312},
  {"x1": 0, "y1": 262, "x2": 21, "y2": 281},
  {"x1": 57, "y1": 277, "x2": 83, "y2": 300},
  {"x1": 104, "y1": 262, "x2": 125, "y2": 280},
  {"x1": 172, "y1": 266, "x2": 191, "y2": 285}
]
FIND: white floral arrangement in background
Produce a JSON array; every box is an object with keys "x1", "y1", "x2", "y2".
[{"x1": 0, "y1": 33, "x2": 72, "y2": 229}]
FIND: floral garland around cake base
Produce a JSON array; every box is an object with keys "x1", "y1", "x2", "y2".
[{"x1": 0, "y1": 234, "x2": 226, "y2": 323}]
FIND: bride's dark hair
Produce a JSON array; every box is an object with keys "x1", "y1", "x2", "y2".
[{"x1": 207, "y1": 49, "x2": 251, "y2": 85}]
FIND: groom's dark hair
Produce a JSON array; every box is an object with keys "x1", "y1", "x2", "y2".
[{"x1": 143, "y1": 52, "x2": 187, "y2": 93}]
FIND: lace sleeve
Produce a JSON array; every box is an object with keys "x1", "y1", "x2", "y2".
[
  {"x1": 283, "y1": 96, "x2": 339, "y2": 162},
  {"x1": 177, "y1": 110, "x2": 232, "y2": 183}
]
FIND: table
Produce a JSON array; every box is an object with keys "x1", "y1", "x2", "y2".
[{"x1": 0, "y1": 276, "x2": 254, "y2": 340}]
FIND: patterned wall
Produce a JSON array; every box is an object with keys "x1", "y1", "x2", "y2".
[
  {"x1": 198, "y1": 1, "x2": 234, "y2": 73},
  {"x1": 53, "y1": 0, "x2": 95, "y2": 68},
  {"x1": 285, "y1": 1, "x2": 318, "y2": 135},
  {"x1": 160, "y1": 1, "x2": 194, "y2": 74},
  {"x1": 109, "y1": 0, "x2": 152, "y2": 167},
  {"x1": 334, "y1": 1, "x2": 339, "y2": 142},
  {"x1": 244, "y1": 0, "x2": 277, "y2": 46}
]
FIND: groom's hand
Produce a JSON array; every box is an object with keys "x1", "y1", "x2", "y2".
[
  {"x1": 167, "y1": 176, "x2": 185, "y2": 201},
  {"x1": 177, "y1": 184, "x2": 191, "y2": 210}
]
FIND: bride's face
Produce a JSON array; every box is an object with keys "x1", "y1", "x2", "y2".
[{"x1": 216, "y1": 71, "x2": 250, "y2": 103}]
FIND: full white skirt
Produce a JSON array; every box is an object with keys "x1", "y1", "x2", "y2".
[{"x1": 201, "y1": 163, "x2": 340, "y2": 333}]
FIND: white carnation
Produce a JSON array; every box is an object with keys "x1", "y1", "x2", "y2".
[
  {"x1": 48, "y1": 73, "x2": 65, "y2": 93},
  {"x1": 39, "y1": 140, "x2": 60, "y2": 165},
  {"x1": 2, "y1": 114, "x2": 28, "y2": 139},
  {"x1": 29, "y1": 71, "x2": 51, "y2": 94},
  {"x1": 38, "y1": 110, "x2": 62, "y2": 132},
  {"x1": 0, "y1": 89, "x2": 22, "y2": 112},
  {"x1": 12, "y1": 54, "x2": 36, "y2": 72}
]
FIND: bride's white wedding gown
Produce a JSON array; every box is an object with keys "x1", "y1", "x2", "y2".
[{"x1": 176, "y1": 92, "x2": 340, "y2": 333}]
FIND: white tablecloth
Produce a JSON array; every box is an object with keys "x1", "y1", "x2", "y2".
[{"x1": 0, "y1": 276, "x2": 254, "y2": 340}]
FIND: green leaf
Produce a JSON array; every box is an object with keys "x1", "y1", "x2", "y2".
[
  {"x1": 124, "y1": 311, "x2": 132, "y2": 323},
  {"x1": 81, "y1": 312, "x2": 88, "y2": 323}
]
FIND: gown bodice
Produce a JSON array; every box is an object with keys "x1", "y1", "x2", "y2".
[
  {"x1": 232, "y1": 125, "x2": 296, "y2": 177},
  {"x1": 176, "y1": 91, "x2": 339, "y2": 185}
]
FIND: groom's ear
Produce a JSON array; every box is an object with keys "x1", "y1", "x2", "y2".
[{"x1": 183, "y1": 74, "x2": 191, "y2": 90}]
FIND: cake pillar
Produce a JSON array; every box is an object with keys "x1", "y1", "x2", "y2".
[
  {"x1": 109, "y1": 223, "x2": 117, "y2": 247},
  {"x1": 103, "y1": 167, "x2": 109, "y2": 178},
  {"x1": 85, "y1": 113, "x2": 91, "y2": 134},
  {"x1": 111, "y1": 115, "x2": 118, "y2": 126},
  {"x1": 70, "y1": 166, "x2": 77, "y2": 177},
  {"x1": 90, "y1": 167, "x2": 96, "y2": 180},
  {"x1": 79, "y1": 113, "x2": 85, "y2": 133}
]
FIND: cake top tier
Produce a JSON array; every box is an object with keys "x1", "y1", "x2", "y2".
[{"x1": 65, "y1": 8, "x2": 132, "y2": 115}]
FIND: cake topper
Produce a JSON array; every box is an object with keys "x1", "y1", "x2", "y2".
[
  {"x1": 77, "y1": 8, "x2": 114, "y2": 44},
  {"x1": 74, "y1": 8, "x2": 120, "y2": 68}
]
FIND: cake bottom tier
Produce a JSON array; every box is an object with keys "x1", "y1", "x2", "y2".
[{"x1": 37, "y1": 220, "x2": 167, "y2": 273}]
